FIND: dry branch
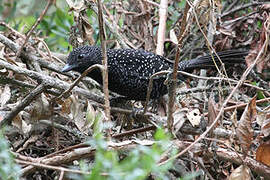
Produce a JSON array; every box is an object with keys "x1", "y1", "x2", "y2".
[
  {"x1": 0, "y1": 58, "x2": 104, "y2": 103},
  {"x1": 0, "y1": 83, "x2": 47, "y2": 126}
]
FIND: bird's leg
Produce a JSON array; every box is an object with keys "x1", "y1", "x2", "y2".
[{"x1": 109, "y1": 96, "x2": 130, "y2": 107}]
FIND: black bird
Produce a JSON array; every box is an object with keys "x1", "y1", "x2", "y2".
[{"x1": 62, "y1": 46, "x2": 247, "y2": 100}]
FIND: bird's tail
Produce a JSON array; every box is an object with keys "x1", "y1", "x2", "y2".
[{"x1": 178, "y1": 50, "x2": 248, "y2": 71}]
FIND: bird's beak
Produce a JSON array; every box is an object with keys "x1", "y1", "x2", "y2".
[{"x1": 61, "y1": 64, "x2": 77, "y2": 72}]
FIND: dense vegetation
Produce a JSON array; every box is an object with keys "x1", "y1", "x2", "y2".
[{"x1": 0, "y1": 0, "x2": 269, "y2": 179}]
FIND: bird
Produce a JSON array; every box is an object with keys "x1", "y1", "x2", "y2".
[{"x1": 62, "y1": 46, "x2": 247, "y2": 101}]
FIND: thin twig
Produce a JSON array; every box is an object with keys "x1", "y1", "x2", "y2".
[
  {"x1": 221, "y1": 1, "x2": 264, "y2": 18},
  {"x1": 144, "y1": 0, "x2": 160, "y2": 7},
  {"x1": 0, "y1": 58, "x2": 104, "y2": 103},
  {"x1": 167, "y1": 2, "x2": 190, "y2": 132},
  {"x1": 0, "y1": 33, "x2": 99, "y2": 94},
  {"x1": 0, "y1": 22, "x2": 25, "y2": 39},
  {"x1": 86, "y1": 0, "x2": 131, "y2": 48},
  {"x1": 0, "y1": 75, "x2": 60, "y2": 96},
  {"x1": 54, "y1": 64, "x2": 103, "y2": 101},
  {"x1": 188, "y1": 0, "x2": 228, "y2": 81},
  {"x1": 158, "y1": 22, "x2": 269, "y2": 166},
  {"x1": 217, "y1": 97, "x2": 270, "y2": 115},
  {"x1": 144, "y1": 71, "x2": 169, "y2": 114},
  {"x1": 0, "y1": 83, "x2": 47, "y2": 127},
  {"x1": 143, "y1": 68, "x2": 265, "y2": 114},
  {"x1": 39, "y1": 120, "x2": 87, "y2": 140},
  {"x1": 177, "y1": 70, "x2": 265, "y2": 91},
  {"x1": 16, "y1": 0, "x2": 53, "y2": 59},
  {"x1": 16, "y1": 159, "x2": 91, "y2": 175},
  {"x1": 97, "y1": 0, "x2": 112, "y2": 139},
  {"x1": 112, "y1": 126, "x2": 156, "y2": 138}
]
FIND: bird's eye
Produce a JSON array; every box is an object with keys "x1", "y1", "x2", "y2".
[{"x1": 78, "y1": 54, "x2": 84, "y2": 59}]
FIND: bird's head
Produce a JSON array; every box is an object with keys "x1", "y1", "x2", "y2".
[{"x1": 62, "y1": 46, "x2": 102, "y2": 73}]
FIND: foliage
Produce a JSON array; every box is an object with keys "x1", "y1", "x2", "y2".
[
  {"x1": 74, "y1": 127, "x2": 175, "y2": 180},
  {"x1": 0, "y1": 130, "x2": 21, "y2": 180},
  {"x1": 1, "y1": 0, "x2": 73, "y2": 52},
  {"x1": 0, "y1": 0, "x2": 268, "y2": 179}
]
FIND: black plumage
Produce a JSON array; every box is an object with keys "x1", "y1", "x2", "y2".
[{"x1": 62, "y1": 46, "x2": 247, "y2": 100}]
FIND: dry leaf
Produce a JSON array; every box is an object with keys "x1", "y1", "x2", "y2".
[
  {"x1": 61, "y1": 97, "x2": 72, "y2": 115},
  {"x1": 65, "y1": 0, "x2": 84, "y2": 10},
  {"x1": 173, "y1": 108, "x2": 188, "y2": 133},
  {"x1": 73, "y1": 105, "x2": 86, "y2": 134},
  {"x1": 30, "y1": 93, "x2": 51, "y2": 121},
  {"x1": 207, "y1": 97, "x2": 219, "y2": 137},
  {"x1": 12, "y1": 113, "x2": 22, "y2": 130},
  {"x1": 231, "y1": 109, "x2": 238, "y2": 127},
  {"x1": 186, "y1": 109, "x2": 201, "y2": 127},
  {"x1": 21, "y1": 119, "x2": 32, "y2": 134},
  {"x1": 208, "y1": 97, "x2": 218, "y2": 125},
  {"x1": 85, "y1": 101, "x2": 96, "y2": 129},
  {"x1": 256, "y1": 141, "x2": 270, "y2": 166},
  {"x1": 0, "y1": 85, "x2": 11, "y2": 107},
  {"x1": 228, "y1": 165, "x2": 251, "y2": 180},
  {"x1": 169, "y1": 29, "x2": 178, "y2": 45},
  {"x1": 70, "y1": 95, "x2": 86, "y2": 133},
  {"x1": 256, "y1": 111, "x2": 266, "y2": 127},
  {"x1": 261, "y1": 117, "x2": 270, "y2": 138},
  {"x1": 236, "y1": 95, "x2": 257, "y2": 155},
  {"x1": 81, "y1": 14, "x2": 95, "y2": 45}
]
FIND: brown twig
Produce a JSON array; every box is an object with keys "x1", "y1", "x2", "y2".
[
  {"x1": 0, "y1": 83, "x2": 47, "y2": 127},
  {"x1": 0, "y1": 34, "x2": 63, "y2": 73},
  {"x1": 167, "y1": 2, "x2": 190, "y2": 132},
  {"x1": 144, "y1": 71, "x2": 169, "y2": 114},
  {"x1": 221, "y1": 1, "x2": 264, "y2": 18},
  {"x1": 15, "y1": 0, "x2": 53, "y2": 59},
  {"x1": 54, "y1": 64, "x2": 104, "y2": 101},
  {"x1": 15, "y1": 140, "x2": 153, "y2": 176},
  {"x1": 97, "y1": 0, "x2": 112, "y2": 139},
  {"x1": 39, "y1": 120, "x2": 87, "y2": 140},
  {"x1": 0, "y1": 22, "x2": 25, "y2": 39},
  {"x1": 112, "y1": 126, "x2": 156, "y2": 139},
  {"x1": 216, "y1": 97, "x2": 270, "y2": 115},
  {"x1": 143, "y1": 68, "x2": 265, "y2": 114},
  {"x1": 189, "y1": 0, "x2": 227, "y2": 80},
  {"x1": 86, "y1": 0, "x2": 131, "y2": 48},
  {"x1": 205, "y1": 147, "x2": 270, "y2": 178},
  {"x1": 0, "y1": 75, "x2": 60, "y2": 96},
  {"x1": 15, "y1": 159, "x2": 90, "y2": 175},
  {"x1": 176, "y1": 70, "x2": 265, "y2": 91},
  {"x1": 0, "y1": 58, "x2": 104, "y2": 103},
  {"x1": 0, "y1": 33, "x2": 100, "y2": 93},
  {"x1": 159, "y1": 22, "x2": 269, "y2": 166}
]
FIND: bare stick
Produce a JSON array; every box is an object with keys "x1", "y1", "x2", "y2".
[
  {"x1": 205, "y1": 147, "x2": 270, "y2": 178},
  {"x1": 0, "y1": 75, "x2": 60, "y2": 96},
  {"x1": 221, "y1": 2, "x2": 264, "y2": 18},
  {"x1": 97, "y1": 0, "x2": 112, "y2": 139},
  {"x1": 0, "y1": 58, "x2": 104, "y2": 103},
  {"x1": 16, "y1": 0, "x2": 53, "y2": 59},
  {"x1": 0, "y1": 83, "x2": 47, "y2": 127},
  {"x1": 156, "y1": 0, "x2": 168, "y2": 55},
  {"x1": 16, "y1": 159, "x2": 90, "y2": 175},
  {"x1": 54, "y1": 64, "x2": 103, "y2": 101},
  {"x1": 143, "y1": 69, "x2": 265, "y2": 114},
  {"x1": 143, "y1": 71, "x2": 170, "y2": 114},
  {"x1": 159, "y1": 25, "x2": 269, "y2": 166},
  {"x1": 167, "y1": 2, "x2": 190, "y2": 132},
  {"x1": 87, "y1": 1, "x2": 130, "y2": 48}
]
